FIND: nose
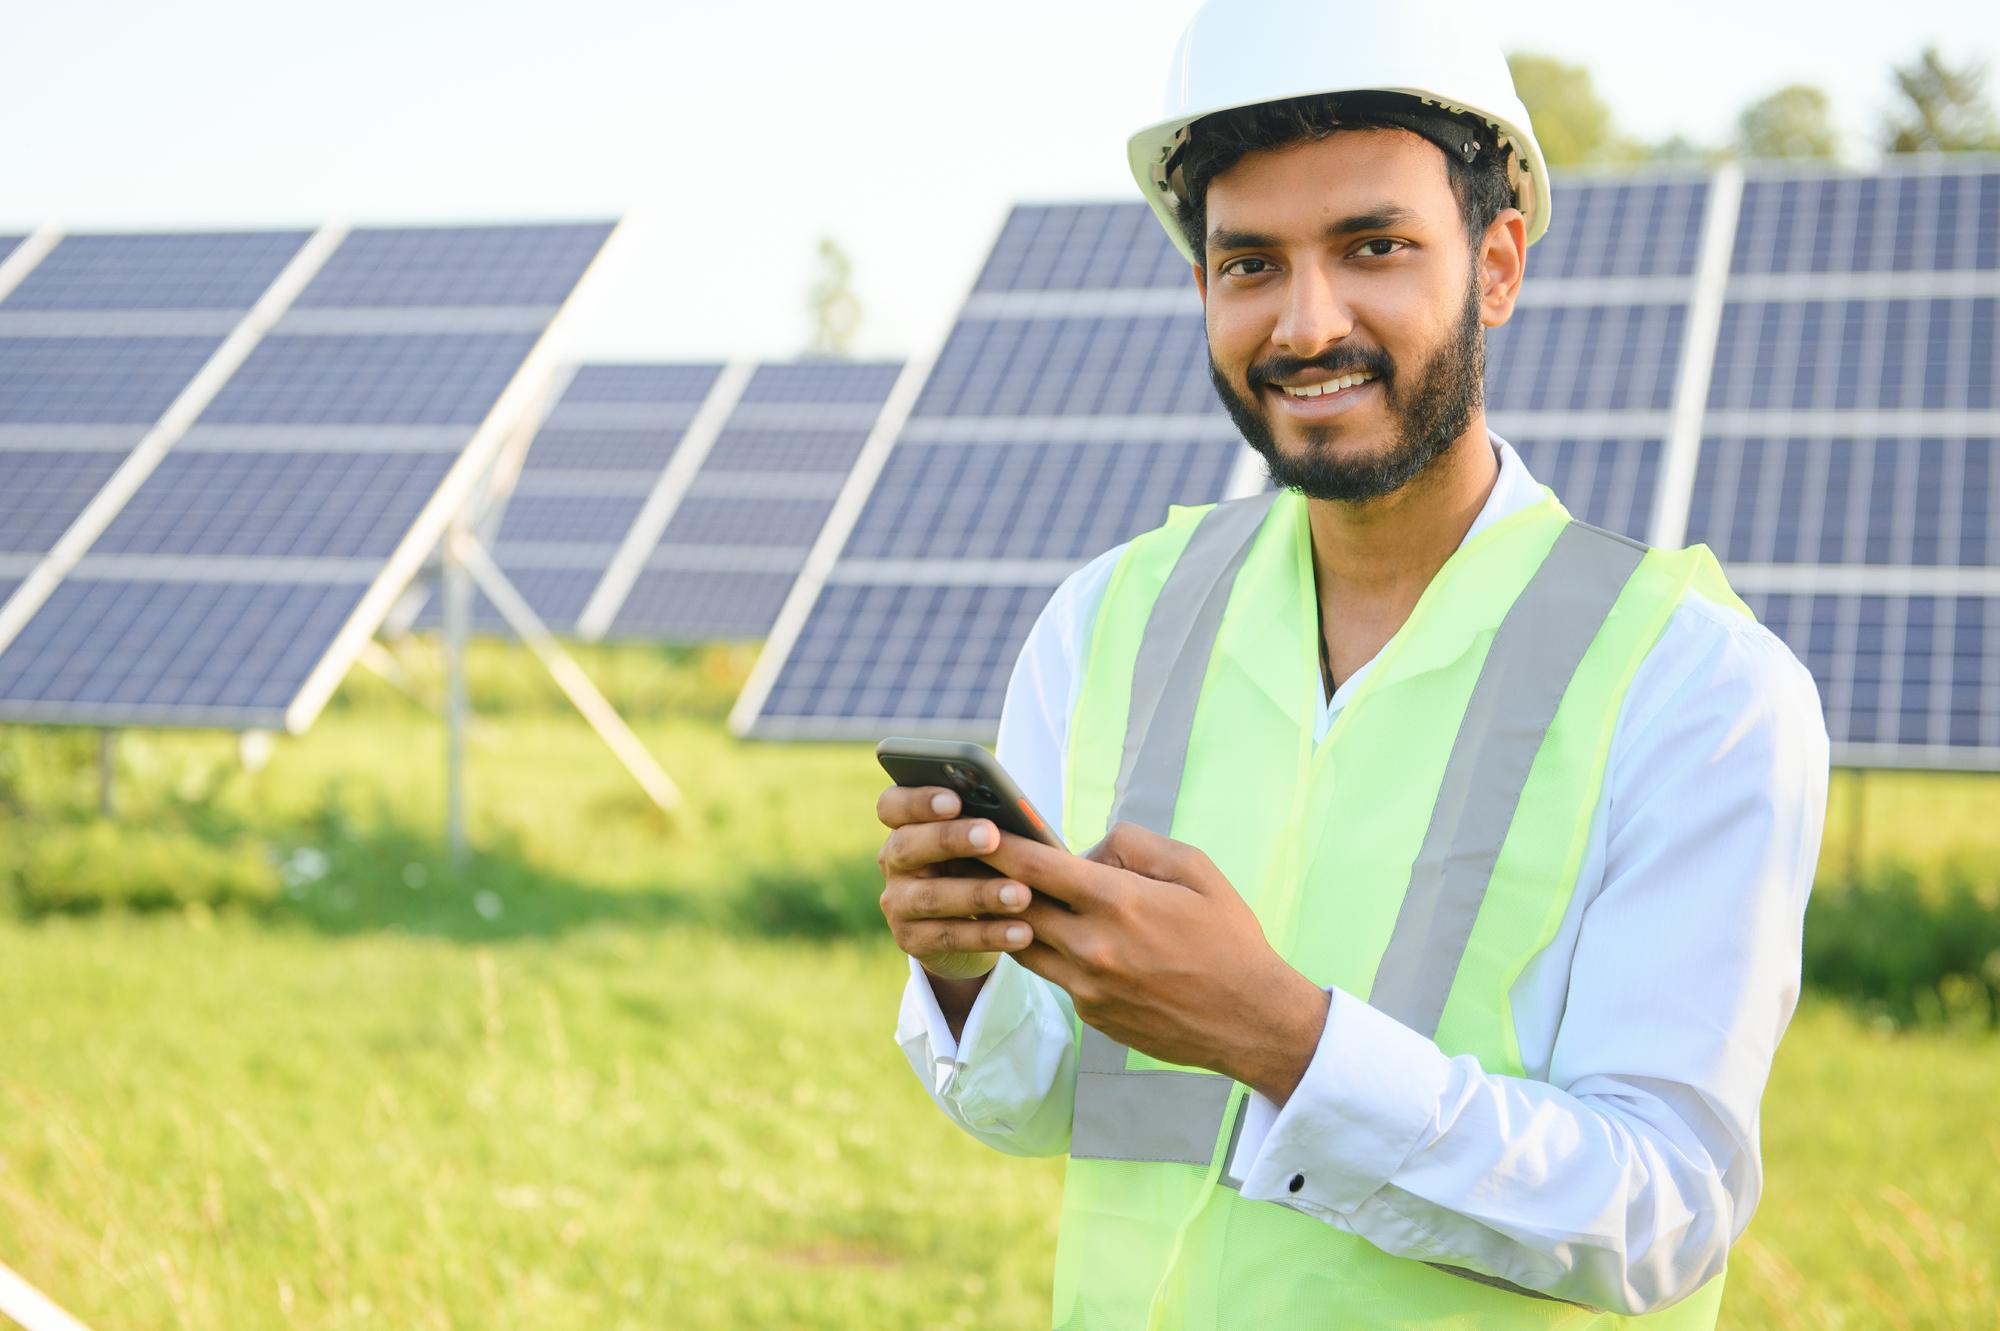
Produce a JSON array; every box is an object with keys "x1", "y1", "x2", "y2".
[{"x1": 1270, "y1": 261, "x2": 1353, "y2": 360}]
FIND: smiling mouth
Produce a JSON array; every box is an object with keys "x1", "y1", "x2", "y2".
[{"x1": 1274, "y1": 370, "x2": 1378, "y2": 398}]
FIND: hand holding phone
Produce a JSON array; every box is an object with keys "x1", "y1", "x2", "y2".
[
  {"x1": 874, "y1": 738, "x2": 1066, "y2": 852},
  {"x1": 873, "y1": 738, "x2": 1064, "y2": 985}
]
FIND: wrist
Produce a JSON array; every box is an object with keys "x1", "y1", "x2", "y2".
[{"x1": 1234, "y1": 971, "x2": 1329, "y2": 1106}]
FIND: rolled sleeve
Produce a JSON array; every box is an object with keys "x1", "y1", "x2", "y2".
[{"x1": 895, "y1": 955, "x2": 1079, "y2": 1157}]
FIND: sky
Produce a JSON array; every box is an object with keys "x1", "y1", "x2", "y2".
[{"x1": 4, "y1": 0, "x2": 1996, "y2": 366}]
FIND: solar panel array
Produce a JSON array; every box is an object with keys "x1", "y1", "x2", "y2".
[
  {"x1": 468, "y1": 357, "x2": 903, "y2": 641},
  {"x1": 737, "y1": 156, "x2": 2000, "y2": 771},
  {"x1": 0, "y1": 221, "x2": 613, "y2": 730},
  {"x1": 1684, "y1": 163, "x2": 2000, "y2": 767}
]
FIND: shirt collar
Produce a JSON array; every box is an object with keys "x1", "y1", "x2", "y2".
[{"x1": 1461, "y1": 428, "x2": 1544, "y2": 548}]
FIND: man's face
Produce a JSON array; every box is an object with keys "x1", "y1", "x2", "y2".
[{"x1": 1197, "y1": 129, "x2": 1490, "y2": 503}]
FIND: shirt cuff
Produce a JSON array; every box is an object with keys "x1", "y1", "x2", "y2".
[
  {"x1": 896, "y1": 955, "x2": 1019, "y2": 1089},
  {"x1": 1237, "y1": 986, "x2": 1454, "y2": 1215}
]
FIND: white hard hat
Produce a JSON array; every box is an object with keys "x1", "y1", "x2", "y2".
[{"x1": 1128, "y1": 0, "x2": 1552, "y2": 264}]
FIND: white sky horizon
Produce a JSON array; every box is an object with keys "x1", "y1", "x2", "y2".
[{"x1": 4, "y1": 1, "x2": 1996, "y2": 368}]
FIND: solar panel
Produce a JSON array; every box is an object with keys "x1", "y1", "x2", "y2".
[
  {"x1": 292, "y1": 224, "x2": 612, "y2": 309},
  {"x1": 613, "y1": 569, "x2": 798, "y2": 641},
  {"x1": 1486, "y1": 303, "x2": 1687, "y2": 412},
  {"x1": 4, "y1": 232, "x2": 312, "y2": 310},
  {"x1": 0, "y1": 451, "x2": 129, "y2": 554},
  {"x1": 606, "y1": 359, "x2": 903, "y2": 640},
  {"x1": 1731, "y1": 168, "x2": 2000, "y2": 274},
  {"x1": 1748, "y1": 592, "x2": 2000, "y2": 764},
  {"x1": 92, "y1": 450, "x2": 457, "y2": 558},
  {"x1": 1687, "y1": 435, "x2": 1996, "y2": 567},
  {"x1": 0, "y1": 336, "x2": 226, "y2": 423},
  {"x1": 737, "y1": 157, "x2": 2000, "y2": 769},
  {"x1": 0, "y1": 220, "x2": 615, "y2": 730},
  {"x1": 1706, "y1": 297, "x2": 1994, "y2": 412},
  {"x1": 459, "y1": 358, "x2": 904, "y2": 640}
]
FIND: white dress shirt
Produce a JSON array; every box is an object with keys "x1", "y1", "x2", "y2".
[{"x1": 895, "y1": 434, "x2": 1830, "y2": 1314}]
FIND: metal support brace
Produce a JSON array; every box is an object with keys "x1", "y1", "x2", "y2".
[
  {"x1": 97, "y1": 729, "x2": 115, "y2": 818},
  {"x1": 0, "y1": 1256, "x2": 96, "y2": 1331},
  {"x1": 444, "y1": 525, "x2": 472, "y2": 862},
  {"x1": 453, "y1": 531, "x2": 682, "y2": 817}
]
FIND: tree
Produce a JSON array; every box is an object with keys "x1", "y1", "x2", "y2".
[
  {"x1": 1506, "y1": 53, "x2": 1642, "y2": 166},
  {"x1": 1883, "y1": 46, "x2": 2000, "y2": 153},
  {"x1": 1736, "y1": 84, "x2": 1840, "y2": 159},
  {"x1": 806, "y1": 235, "x2": 862, "y2": 357},
  {"x1": 1642, "y1": 132, "x2": 1723, "y2": 166}
]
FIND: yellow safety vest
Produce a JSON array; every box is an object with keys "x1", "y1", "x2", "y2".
[{"x1": 1053, "y1": 486, "x2": 1749, "y2": 1329}]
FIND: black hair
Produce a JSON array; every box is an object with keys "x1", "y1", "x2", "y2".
[{"x1": 1171, "y1": 91, "x2": 1517, "y2": 264}]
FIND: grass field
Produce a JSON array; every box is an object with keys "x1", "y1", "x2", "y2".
[{"x1": 1, "y1": 640, "x2": 1996, "y2": 1328}]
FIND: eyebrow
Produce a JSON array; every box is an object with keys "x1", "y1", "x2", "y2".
[{"x1": 1207, "y1": 205, "x2": 1425, "y2": 254}]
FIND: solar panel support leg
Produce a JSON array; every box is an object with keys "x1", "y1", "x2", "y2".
[
  {"x1": 98, "y1": 729, "x2": 116, "y2": 819},
  {"x1": 452, "y1": 532, "x2": 683, "y2": 819},
  {"x1": 444, "y1": 532, "x2": 472, "y2": 866},
  {"x1": 1844, "y1": 767, "x2": 1867, "y2": 887}
]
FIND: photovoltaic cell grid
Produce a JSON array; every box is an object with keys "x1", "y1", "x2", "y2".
[
  {"x1": 472, "y1": 362, "x2": 719, "y2": 631},
  {"x1": 746, "y1": 175, "x2": 1704, "y2": 737},
  {"x1": 611, "y1": 359, "x2": 904, "y2": 640},
  {"x1": 1705, "y1": 298, "x2": 1995, "y2": 411},
  {"x1": 5, "y1": 231, "x2": 311, "y2": 310},
  {"x1": 0, "y1": 221, "x2": 614, "y2": 728},
  {"x1": 1692, "y1": 159, "x2": 2000, "y2": 767},
  {"x1": 1747, "y1": 593, "x2": 2000, "y2": 755},
  {"x1": 469, "y1": 359, "x2": 902, "y2": 641},
  {"x1": 0, "y1": 230, "x2": 312, "y2": 571},
  {"x1": 1731, "y1": 169, "x2": 2000, "y2": 273},
  {"x1": 1689, "y1": 436, "x2": 1996, "y2": 567}
]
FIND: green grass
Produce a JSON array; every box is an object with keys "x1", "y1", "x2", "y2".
[{"x1": 0, "y1": 639, "x2": 1995, "y2": 1328}]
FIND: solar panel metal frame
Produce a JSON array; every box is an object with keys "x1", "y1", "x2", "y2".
[{"x1": 0, "y1": 219, "x2": 620, "y2": 732}]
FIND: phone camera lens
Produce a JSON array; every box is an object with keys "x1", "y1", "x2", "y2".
[{"x1": 974, "y1": 785, "x2": 999, "y2": 806}]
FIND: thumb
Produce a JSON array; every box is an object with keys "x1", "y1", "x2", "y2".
[{"x1": 1087, "y1": 821, "x2": 1204, "y2": 887}]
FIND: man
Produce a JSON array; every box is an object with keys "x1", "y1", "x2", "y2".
[{"x1": 875, "y1": 0, "x2": 1828, "y2": 1325}]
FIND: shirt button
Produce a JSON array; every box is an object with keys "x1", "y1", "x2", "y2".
[{"x1": 1288, "y1": 1174, "x2": 1305, "y2": 1194}]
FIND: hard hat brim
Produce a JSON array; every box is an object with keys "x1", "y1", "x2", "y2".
[{"x1": 1127, "y1": 87, "x2": 1552, "y2": 267}]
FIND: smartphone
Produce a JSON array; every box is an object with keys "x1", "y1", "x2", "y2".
[{"x1": 875, "y1": 737, "x2": 1067, "y2": 851}]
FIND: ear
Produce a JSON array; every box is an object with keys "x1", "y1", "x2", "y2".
[
  {"x1": 1192, "y1": 260, "x2": 1208, "y2": 309},
  {"x1": 1476, "y1": 207, "x2": 1527, "y2": 329}
]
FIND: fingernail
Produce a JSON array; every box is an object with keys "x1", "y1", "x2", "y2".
[
  {"x1": 931, "y1": 791, "x2": 957, "y2": 815},
  {"x1": 972, "y1": 823, "x2": 997, "y2": 851},
  {"x1": 1004, "y1": 925, "x2": 1029, "y2": 947},
  {"x1": 999, "y1": 883, "x2": 1027, "y2": 908}
]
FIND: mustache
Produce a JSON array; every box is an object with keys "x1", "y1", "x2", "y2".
[{"x1": 1245, "y1": 347, "x2": 1394, "y2": 393}]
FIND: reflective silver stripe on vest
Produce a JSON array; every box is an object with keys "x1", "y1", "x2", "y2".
[
  {"x1": 1110, "y1": 491, "x2": 1280, "y2": 836},
  {"x1": 1071, "y1": 515, "x2": 1648, "y2": 1179},
  {"x1": 1364, "y1": 521, "x2": 1646, "y2": 1037},
  {"x1": 1072, "y1": 1025, "x2": 1236, "y2": 1165},
  {"x1": 1072, "y1": 495, "x2": 1275, "y2": 1165}
]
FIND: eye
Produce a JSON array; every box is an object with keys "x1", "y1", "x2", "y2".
[
  {"x1": 1353, "y1": 238, "x2": 1405, "y2": 258},
  {"x1": 1219, "y1": 256, "x2": 1276, "y2": 278}
]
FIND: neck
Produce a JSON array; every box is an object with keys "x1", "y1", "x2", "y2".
[{"x1": 1304, "y1": 418, "x2": 1500, "y2": 611}]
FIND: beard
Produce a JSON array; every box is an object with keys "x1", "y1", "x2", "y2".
[{"x1": 1208, "y1": 272, "x2": 1487, "y2": 503}]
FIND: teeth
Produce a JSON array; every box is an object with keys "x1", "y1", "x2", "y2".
[{"x1": 1281, "y1": 372, "x2": 1375, "y2": 398}]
